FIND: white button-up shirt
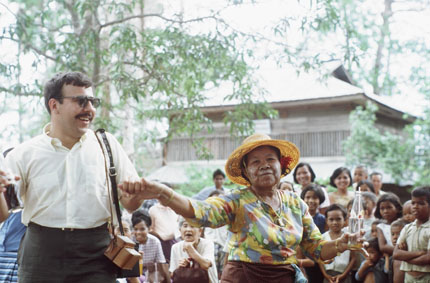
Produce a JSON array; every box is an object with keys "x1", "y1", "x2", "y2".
[{"x1": 5, "y1": 124, "x2": 139, "y2": 229}]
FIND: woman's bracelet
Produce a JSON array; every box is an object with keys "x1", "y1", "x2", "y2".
[{"x1": 164, "y1": 189, "x2": 175, "y2": 206}]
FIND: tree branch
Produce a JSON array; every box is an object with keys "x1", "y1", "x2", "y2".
[
  {"x1": 99, "y1": 13, "x2": 218, "y2": 30},
  {"x1": 0, "y1": 36, "x2": 58, "y2": 62}
]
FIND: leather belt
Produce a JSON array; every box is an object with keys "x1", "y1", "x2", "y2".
[{"x1": 28, "y1": 222, "x2": 108, "y2": 232}]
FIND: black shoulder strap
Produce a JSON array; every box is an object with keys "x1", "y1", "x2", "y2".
[{"x1": 96, "y1": 128, "x2": 124, "y2": 235}]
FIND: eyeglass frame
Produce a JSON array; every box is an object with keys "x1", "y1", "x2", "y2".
[{"x1": 61, "y1": 95, "x2": 101, "y2": 108}]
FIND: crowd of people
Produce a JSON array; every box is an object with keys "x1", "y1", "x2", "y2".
[{"x1": 0, "y1": 71, "x2": 428, "y2": 283}]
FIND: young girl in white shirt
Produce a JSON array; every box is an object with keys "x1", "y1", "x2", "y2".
[{"x1": 319, "y1": 204, "x2": 356, "y2": 283}]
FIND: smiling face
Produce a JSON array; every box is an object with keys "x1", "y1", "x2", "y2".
[
  {"x1": 243, "y1": 146, "x2": 281, "y2": 190},
  {"x1": 326, "y1": 209, "x2": 345, "y2": 233},
  {"x1": 133, "y1": 220, "x2": 149, "y2": 244},
  {"x1": 296, "y1": 165, "x2": 312, "y2": 187},
  {"x1": 180, "y1": 221, "x2": 202, "y2": 243},
  {"x1": 49, "y1": 84, "x2": 96, "y2": 143},
  {"x1": 411, "y1": 196, "x2": 430, "y2": 223},
  {"x1": 304, "y1": 190, "x2": 320, "y2": 215},
  {"x1": 334, "y1": 171, "x2": 351, "y2": 191}
]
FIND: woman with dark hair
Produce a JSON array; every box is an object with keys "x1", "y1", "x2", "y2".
[
  {"x1": 121, "y1": 134, "x2": 365, "y2": 283},
  {"x1": 293, "y1": 162, "x2": 330, "y2": 213},
  {"x1": 328, "y1": 167, "x2": 354, "y2": 208}
]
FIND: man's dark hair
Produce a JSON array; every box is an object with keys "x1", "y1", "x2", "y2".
[
  {"x1": 293, "y1": 162, "x2": 316, "y2": 184},
  {"x1": 412, "y1": 186, "x2": 430, "y2": 205},
  {"x1": 324, "y1": 203, "x2": 348, "y2": 219},
  {"x1": 300, "y1": 183, "x2": 325, "y2": 204},
  {"x1": 213, "y1": 169, "x2": 225, "y2": 179},
  {"x1": 44, "y1": 72, "x2": 92, "y2": 114},
  {"x1": 370, "y1": 172, "x2": 383, "y2": 179}
]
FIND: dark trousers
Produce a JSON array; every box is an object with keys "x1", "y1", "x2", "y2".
[{"x1": 18, "y1": 223, "x2": 117, "y2": 283}]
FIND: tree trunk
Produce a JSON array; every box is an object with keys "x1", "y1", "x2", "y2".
[{"x1": 373, "y1": 0, "x2": 393, "y2": 95}]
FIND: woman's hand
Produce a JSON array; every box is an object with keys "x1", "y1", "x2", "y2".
[
  {"x1": 183, "y1": 242, "x2": 197, "y2": 255},
  {"x1": 338, "y1": 231, "x2": 368, "y2": 256},
  {"x1": 178, "y1": 258, "x2": 190, "y2": 268}
]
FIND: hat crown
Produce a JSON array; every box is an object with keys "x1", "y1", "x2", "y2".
[{"x1": 242, "y1": 133, "x2": 271, "y2": 145}]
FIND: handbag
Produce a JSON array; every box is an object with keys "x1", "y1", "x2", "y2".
[
  {"x1": 172, "y1": 258, "x2": 210, "y2": 283},
  {"x1": 95, "y1": 129, "x2": 141, "y2": 276}
]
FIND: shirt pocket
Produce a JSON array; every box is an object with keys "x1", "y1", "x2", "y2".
[
  {"x1": 83, "y1": 165, "x2": 109, "y2": 200},
  {"x1": 30, "y1": 172, "x2": 61, "y2": 202}
]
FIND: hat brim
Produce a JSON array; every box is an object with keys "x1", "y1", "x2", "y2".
[{"x1": 225, "y1": 139, "x2": 300, "y2": 186}]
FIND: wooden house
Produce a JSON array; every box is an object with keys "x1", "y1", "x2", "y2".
[{"x1": 148, "y1": 67, "x2": 415, "y2": 184}]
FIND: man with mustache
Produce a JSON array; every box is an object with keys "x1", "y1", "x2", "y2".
[{"x1": 2, "y1": 72, "x2": 144, "y2": 282}]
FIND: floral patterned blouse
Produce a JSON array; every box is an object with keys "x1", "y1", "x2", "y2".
[{"x1": 187, "y1": 188, "x2": 325, "y2": 265}]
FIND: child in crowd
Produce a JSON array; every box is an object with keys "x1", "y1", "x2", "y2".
[
  {"x1": 393, "y1": 186, "x2": 430, "y2": 283},
  {"x1": 131, "y1": 210, "x2": 166, "y2": 272},
  {"x1": 370, "y1": 219, "x2": 383, "y2": 239},
  {"x1": 355, "y1": 238, "x2": 388, "y2": 282},
  {"x1": 329, "y1": 167, "x2": 354, "y2": 208},
  {"x1": 279, "y1": 180, "x2": 294, "y2": 192},
  {"x1": 370, "y1": 219, "x2": 382, "y2": 239},
  {"x1": 353, "y1": 166, "x2": 368, "y2": 188},
  {"x1": 170, "y1": 217, "x2": 218, "y2": 283},
  {"x1": 402, "y1": 200, "x2": 415, "y2": 224},
  {"x1": 388, "y1": 219, "x2": 406, "y2": 283},
  {"x1": 375, "y1": 193, "x2": 403, "y2": 256},
  {"x1": 357, "y1": 180, "x2": 375, "y2": 193},
  {"x1": 301, "y1": 184, "x2": 326, "y2": 233},
  {"x1": 362, "y1": 192, "x2": 377, "y2": 240},
  {"x1": 319, "y1": 204, "x2": 356, "y2": 283}
]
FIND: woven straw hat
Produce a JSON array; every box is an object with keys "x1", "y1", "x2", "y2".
[{"x1": 225, "y1": 133, "x2": 300, "y2": 186}]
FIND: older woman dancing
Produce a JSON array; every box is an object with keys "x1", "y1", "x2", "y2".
[{"x1": 121, "y1": 133, "x2": 362, "y2": 283}]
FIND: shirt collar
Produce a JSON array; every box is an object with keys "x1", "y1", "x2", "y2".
[{"x1": 43, "y1": 123, "x2": 89, "y2": 149}]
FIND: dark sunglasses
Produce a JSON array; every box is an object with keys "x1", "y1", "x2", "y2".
[{"x1": 62, "y1": 96, "x2": 101, "y2": 108}]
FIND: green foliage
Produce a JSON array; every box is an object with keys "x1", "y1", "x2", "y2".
[
  {"x1": 343, "y1": 102, "x2": 429, "y2": 185},
  {"x1": 0, "y1": 0, "x2": 276, "y2": 159}
]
